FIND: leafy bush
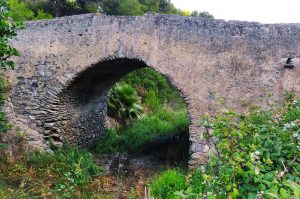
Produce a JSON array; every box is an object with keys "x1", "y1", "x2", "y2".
[
  {"x1": 8, "y1": 0, "x2": 34, "y2": 21},
  {"x1": 153, "y1": 98, "x2": 300, "y2": 199},
  {"x1": 33, "y1": 9, "x2": 53, "y2": 20},
  {"x1": 100, "y1": 0, "x2": 182, "y2": 16},
  {"x1": 8, "y1": 0, "x2": 53, "y2": 21},
  {"x1": 0, "y1": 0, "x2": 22, "y2": 69},
  {"x1": 191, "y1": 10, "x2": 214, "y2": 19},
  {"x1": 150, "y1": 170, "x2": 187, "y2": 199},
  {"x1": 121, "y1": 67, "x2": 185, "y2": 110}
]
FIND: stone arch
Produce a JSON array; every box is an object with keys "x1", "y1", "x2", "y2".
[
  {"x1": 45, "y1": 57, "x2": 193, "y2": 154},
  {"x1": 11, "y1": 14, "x2": 300, "y2": 167}
]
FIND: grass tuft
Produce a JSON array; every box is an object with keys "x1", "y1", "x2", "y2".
[{"x1": 94, "y1": 108, "x2": 189, "y2": 154}]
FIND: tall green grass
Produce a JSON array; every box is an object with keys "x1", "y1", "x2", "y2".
[
  {"x1": 94, "y1": 108, "x2": 189, "y2": 154},
  {"x1": 150, "y1": 170, "x2": 187, "y2": 199},
  {"x1": 0, "y1": 145, "x2": 103, "y2": 198},
  {"x1": 27, "y1": 145, "x2": 102, "y2": 186}
]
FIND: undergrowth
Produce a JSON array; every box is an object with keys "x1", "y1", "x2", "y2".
[
  {"x1": 121, "y1": 67, "x2": 185, "y2": 110},
  {"x1": 97, "y1": 67, "x2": 190, "y2": 154},
  {"x1": 0, "y1": 75, "x2": 11, "y2": 149},
  {"x1": 150, "y1": 97, "x2": 300, "y2": 199},
  {"x1": 0, "y1": 145, "x2": 103, "y2": 198},
  {"x1": 94, "y1": 108, "x2": 189, "y2": 154},
  {"x1": 150, "y1": 170, "x2": 187, "y2": 199}
]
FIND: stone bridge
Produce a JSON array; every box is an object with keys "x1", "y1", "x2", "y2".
[{"x1": 5, "y1": 13, "x2": 300, "y2": 167}]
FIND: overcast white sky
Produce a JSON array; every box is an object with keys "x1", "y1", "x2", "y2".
[{"x1": 171, "y1": 0, "x2": 300, "y2": 23}]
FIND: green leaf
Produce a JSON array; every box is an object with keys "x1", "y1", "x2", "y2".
[
  {"x1": 258, "y1": 184, "x2": 266, "y2": 191},
  {"x1": 232, "y1": 188, "x2": 239, "y2": 198},
  {"x1": 282, "y1": 180, "x2": 300, "y2": 197},
  {"x1": 279, "y1": 188, "x2": 290, "y2": 199},
  {"x1": 264, "y1": 192, "x2": 279, "y2": 198},
  {"x1": 207, "y1": 195, "x2": 216, "y2": 199},
  {"x1": 226, "y1": 185, "x2": 232, "y2": 191},
  {"x1": 263, "y1": 172, "x2": 274, "y2": 181},
  {"x1": 247, "y1": 192, "x2": 256, "y2": 199}
]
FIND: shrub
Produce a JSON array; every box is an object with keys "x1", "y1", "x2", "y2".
[
  {"x1": 156, "y1": 98, "x2": 300, "y2": 199},
  {"x1": 0, "y1": 0, "x2": 22, "y2": 69},
  {"x1": 120, "y1": 109, "x2": 189, "y2": 153},
  {"x1": 150, "y1": 170, "x2": 187, "y2": 199},
  {"x1": 8, "y1": 0, "x2": 53, "y2": 21},
  {"x1": 108, "y1": 83, "x2": 143, "y2": 123},
  {"x1": 121, "y1": 67, "x2": 185, "y2": 109},
  {"x1": 8, "y1": 0, "x2": 34, "y2": 21},
  {"x1": 34, "y1": 9, "x2": 53, "y2": 20},
  {"x1": 104, "y1": 68, "x2": 189, "y2": 155},
  {"x1": 0, "y1": 145, "x2": 103, "y2": 198},
  {"x1": 27, "y1": 145, "x2": 103, "y2": 186}
]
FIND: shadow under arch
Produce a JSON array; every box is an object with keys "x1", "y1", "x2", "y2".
[{"x1": 56, "y1": 58, "x2": 191, "y2": 160}]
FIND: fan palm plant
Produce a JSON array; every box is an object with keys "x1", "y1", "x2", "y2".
[{"x1": 108, "y1": 83, "x2": 143, "y2": 124}]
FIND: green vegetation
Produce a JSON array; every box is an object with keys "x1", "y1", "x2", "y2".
[
  {"x1": 101, "y1": 0, "x2": 180, "y2": 16},
  {"x1": 191, "y1": 10, "x2": 214, "y2": 19},
  {"x1": 4, "y1": 0, "x2": 299, "y2": 198},
  {"x1": 8, "y1": 0, "x2": 52, "y2": 21},
  {"x1": 0, "y1": 145, "x2": 102, "y2": 198},
  {"x1": 121, "y1": 67, "x2": 185, "y2": 110},
  {"x1": 0, "y1": 0, "x2": 22, "y2": 148},
  {"x1": 95, "y1": 67, "x2": 189, "y2": 154},
  {"x1": 0, "y1": 0, "x2": 22, "y2": 69},
  {"x1": 95, "y1": 108, "x2": 189, "y2": 154},
  {"x1": 8, "y1": 0, "x2": 33, "y2": 22},
  {"x1": 0, "y1": 75, "x2": 11, "y2": 149},
  {"x1": 150, "y1": 170, "x2": 187, "y2": 199},
  {"x1": 2, "y1": 98, "x2": 299, "y2": 198},
  {"x1": 150, "y1": 97, "x2": 300, "y2": 199},
  {"x1": 7, "y1": 0, "x2": 213, "y2": 19},
  {"x1": 108, "y1": 83, "x2": 143, "y2": 124}
]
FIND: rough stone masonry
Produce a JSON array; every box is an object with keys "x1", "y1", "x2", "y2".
[{"x1": 4, "y1": 13, "x2": 300, "y2": 167}]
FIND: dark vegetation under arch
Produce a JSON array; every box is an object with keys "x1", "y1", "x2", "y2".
[{"x1": 95, "y1": 66, "x2": 190, "y2": 159}]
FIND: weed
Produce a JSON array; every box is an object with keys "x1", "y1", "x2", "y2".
[
  {"x1": 0, "y1": 145, "x2": 103, "y2": 198},
  {"x1": 150, "y1": 170, "x2": 187, "y2": 199}
]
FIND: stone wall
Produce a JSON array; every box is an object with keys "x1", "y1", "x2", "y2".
[{"x1": 4, "y1": 13, "x2": 300, "y2": 167}]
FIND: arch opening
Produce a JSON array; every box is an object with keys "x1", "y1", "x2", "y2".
[{"x1": 55, "y1": 58, "x2": 191, "y2": 167}]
